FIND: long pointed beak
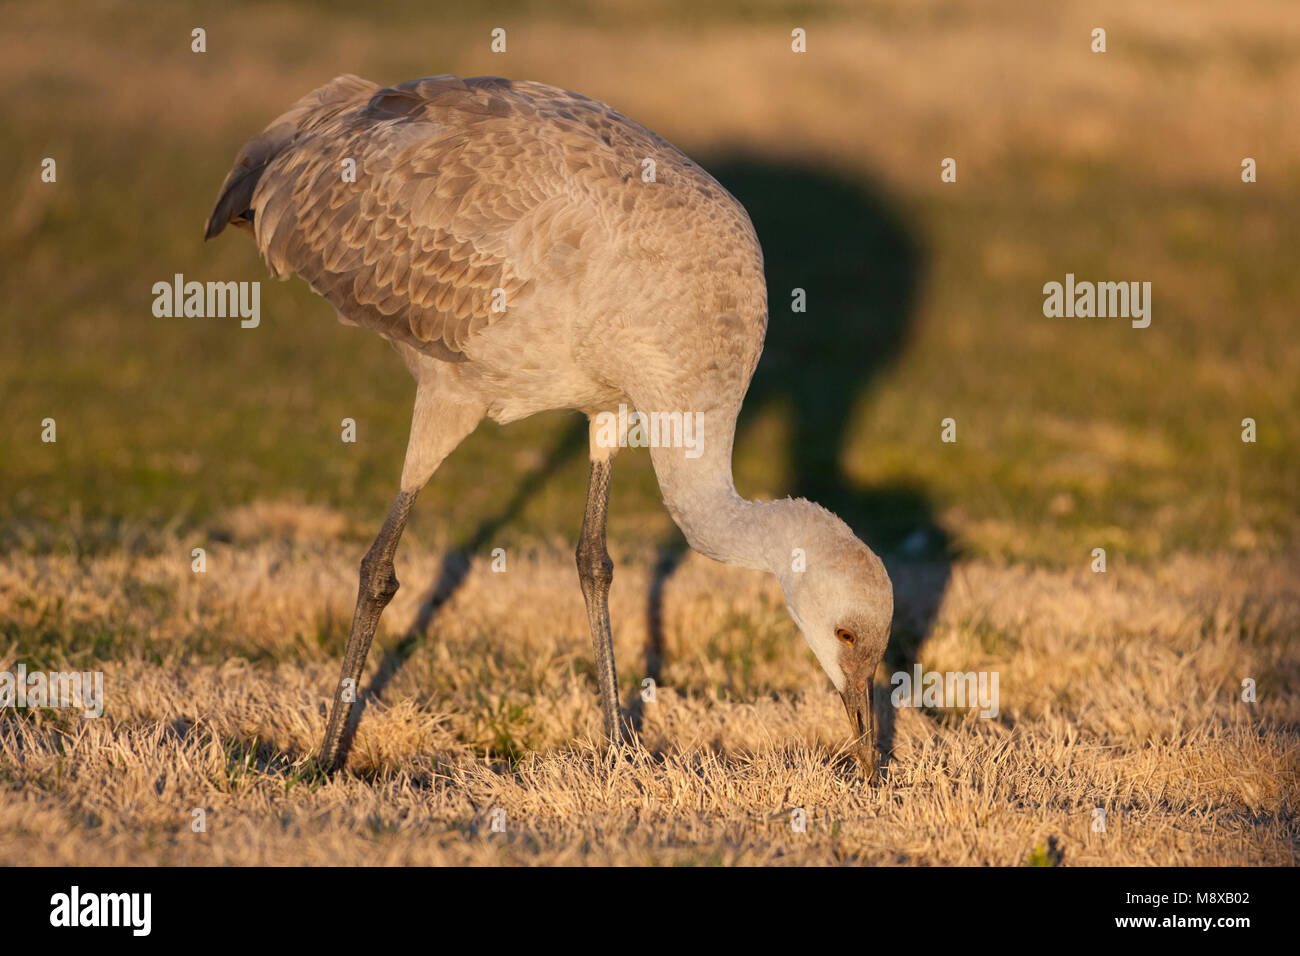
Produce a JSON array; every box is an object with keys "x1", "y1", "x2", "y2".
[{"x1": 840, "y1": 678, "x2": 877, "y2": 783}]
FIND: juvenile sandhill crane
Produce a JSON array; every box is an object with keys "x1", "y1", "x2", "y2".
[{"x1": 205, "y1": 74, "x2": 893, "y2": 777}]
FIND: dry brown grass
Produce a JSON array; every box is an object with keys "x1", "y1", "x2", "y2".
[{"x1": 1, "y1": 503, "x2": 1294, "y2": 865}]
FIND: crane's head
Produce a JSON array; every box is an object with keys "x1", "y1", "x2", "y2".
[{"x1": 779, "y1": 508, "x2": 893, "y2": 781}]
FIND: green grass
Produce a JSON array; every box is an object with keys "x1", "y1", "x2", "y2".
[
  {"x1": 4, "y1": 154, "x2": 1293, "y2": 567},
  {"x1": 1, "y1": 2, "x2": 1295, "y2": 572}
]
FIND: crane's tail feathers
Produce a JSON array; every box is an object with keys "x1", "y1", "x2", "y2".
[{"x1": 203, "y1": 73, "x2": 379, "y2": 241}]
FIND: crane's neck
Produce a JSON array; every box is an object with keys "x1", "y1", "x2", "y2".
[{"x1": 646, "y1": 411, "x2": 839, "y2": 592}]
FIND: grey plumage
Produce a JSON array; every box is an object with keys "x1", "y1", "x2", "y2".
[
  {"x1": 206, "y1": 73, "x2": 759, "y2": 366},
  {"x1": 207, "y1": 74, "x2": 891, "y2": 777}
]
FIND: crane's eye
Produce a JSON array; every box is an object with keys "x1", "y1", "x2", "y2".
[{"x1": 835, "y1": 627, "x2": 855, "y2": 646}]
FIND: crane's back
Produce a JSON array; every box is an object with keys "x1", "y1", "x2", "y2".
[{"x1": 206, "y1": 74, "x2": 768, "y2": 418}]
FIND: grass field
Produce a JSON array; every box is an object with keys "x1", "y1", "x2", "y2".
[{"x1": 1, "y1": 0, "x2": 1296, "y2": 864}]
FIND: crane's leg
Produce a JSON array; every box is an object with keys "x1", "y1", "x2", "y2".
[
  {"x1": 317, "y1": 386, "x2": 482, "y2": 773},
  {"x1": 317, "y1": 489, "x2": 416, "y2": 772},
  {"x1": 576, "y1": 430, "x2": 623, "y2": 747}
]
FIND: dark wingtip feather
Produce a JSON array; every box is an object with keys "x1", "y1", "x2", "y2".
[
  {"x1": 203, "y1": 212, "x2": 225, "y2": 241},
  {"x1": 204, "y1": 162, "x2": 262, "y2": 241},
  {"x1": 205, "y1": 75, "x2": 378, "y2": 245}
]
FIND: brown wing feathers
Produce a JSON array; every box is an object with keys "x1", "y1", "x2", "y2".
[{"x1": 204, "y1": 74, "x2": 535, "y2": 362}]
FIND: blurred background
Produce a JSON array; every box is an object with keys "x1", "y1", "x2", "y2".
[{"x1": 2, "y1": 0, "x2": 1296, "y2": 575}]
